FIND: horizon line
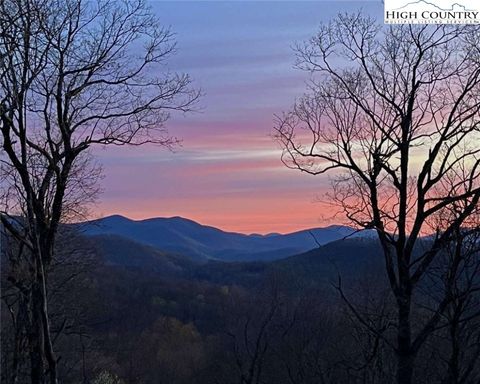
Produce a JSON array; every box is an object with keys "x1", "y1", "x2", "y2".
[{"x1": 79, "y1": 213, "x2": 353, "y2": 236}]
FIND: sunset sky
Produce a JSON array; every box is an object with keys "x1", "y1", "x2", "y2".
[{"x1": 94, "y1": 0, "x2": 383, "y2": 234}]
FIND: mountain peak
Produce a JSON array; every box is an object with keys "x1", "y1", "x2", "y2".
[
  {"x1": 79, "y1": 214, "x2": 360, "y2": 262},
  {"x1": 102, "y1": 214, "x2": 132, "y2": 221}
]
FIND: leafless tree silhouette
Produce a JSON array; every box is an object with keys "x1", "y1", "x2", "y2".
[
  {"x1": 275, "y1": 15, "x2": 480, "y2": 384},
  {"x1": 0, "y1": 1, "x2": 199, "y2": 383}
]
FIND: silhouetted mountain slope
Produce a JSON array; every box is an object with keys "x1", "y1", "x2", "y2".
[
  {"x1": 272, "y1": 237, "x2": 384, "y2": 286},
  {"x1": 79, "y1": 215, "x2": 359, "y2": 261},
  {"x1": 87, "y1": 229, "x2": 439, "y2": 294},
  {"x1": 192, "y1": 237, "x2": 384, "y2": 288},
  {"x1": 90, "y1": 234, "x2": 201, "y2": 277}
]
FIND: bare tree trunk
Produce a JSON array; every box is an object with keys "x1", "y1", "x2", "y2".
[
  {"x1": 30, "y1": 280, "x2": 46, "y2": 384},
  {"x1": 30, "y1": 248, "x2": 58, "y2": 384},
  {"x1": 37, "y1": 248, "x2": 58, "y2": 384},
  {"x1": 396, "y1": 292, "x2": 414, "y2": 384},
  {"x1": 445, "y1": 309, "x2": 461, "y2": 384},
  {"x1": 397, "y1": 354, "x2": 414, "y2": 384},
  {"x1": 11, "y1": 335, "x2": 20, "y2": 384},
  {"x1": 446, "y1": 340, "x2": 460, "y2": 384},
  {"x1": 41, "y1": 276, "x2": 58, "y2": 384},
  {"x1": 11, "y1": 296, "x2": 29, "y2": 384}
]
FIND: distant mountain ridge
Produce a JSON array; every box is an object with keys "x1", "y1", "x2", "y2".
[{"x1": 78, "y1": 215, "x2": 367, "y2": 262}]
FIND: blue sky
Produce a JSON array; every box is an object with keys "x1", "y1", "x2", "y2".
[{"x1": 96, "y1": 1, "x2": 384, "y2": 233}]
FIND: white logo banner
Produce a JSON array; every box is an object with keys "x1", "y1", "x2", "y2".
[{"x1": 384, "y1": 0, "x2": 480, "y2": 24}]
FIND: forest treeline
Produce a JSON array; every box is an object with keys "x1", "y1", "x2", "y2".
[{"x1": 2, "y1": 230, "x2": 480, "y2": 384}]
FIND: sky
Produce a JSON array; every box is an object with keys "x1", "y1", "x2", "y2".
[{"x1": 94, "y1": 0, "x2": 384, "y2": 234}]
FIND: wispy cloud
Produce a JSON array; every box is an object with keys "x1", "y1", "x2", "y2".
[{"x1": 94, "y1": 1, "x2": 383, "y2": 233}]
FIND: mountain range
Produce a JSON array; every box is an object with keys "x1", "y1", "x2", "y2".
[{"x1": 79, "y1": 215, "x2": 368, "y2": 262}]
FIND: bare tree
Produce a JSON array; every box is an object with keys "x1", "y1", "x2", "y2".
[
  {"x1": 1, "y1": 234, "x2": 32, "y2": 384},
  {"x1": 223, "y1": 282, "x2": 282, "y2": 384},
  {"x1": 0, "y1": 0, "x2": 198, "y2": 383},
  {"x1": 1, "y1": 228, "x2": 98, "y2": 384},
  {"x1": 275, "y1": 14, "x2": 480, "y2": 384},
  {"x1": 428, "y1": 214, "x2": 480, "y2": 384}
]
